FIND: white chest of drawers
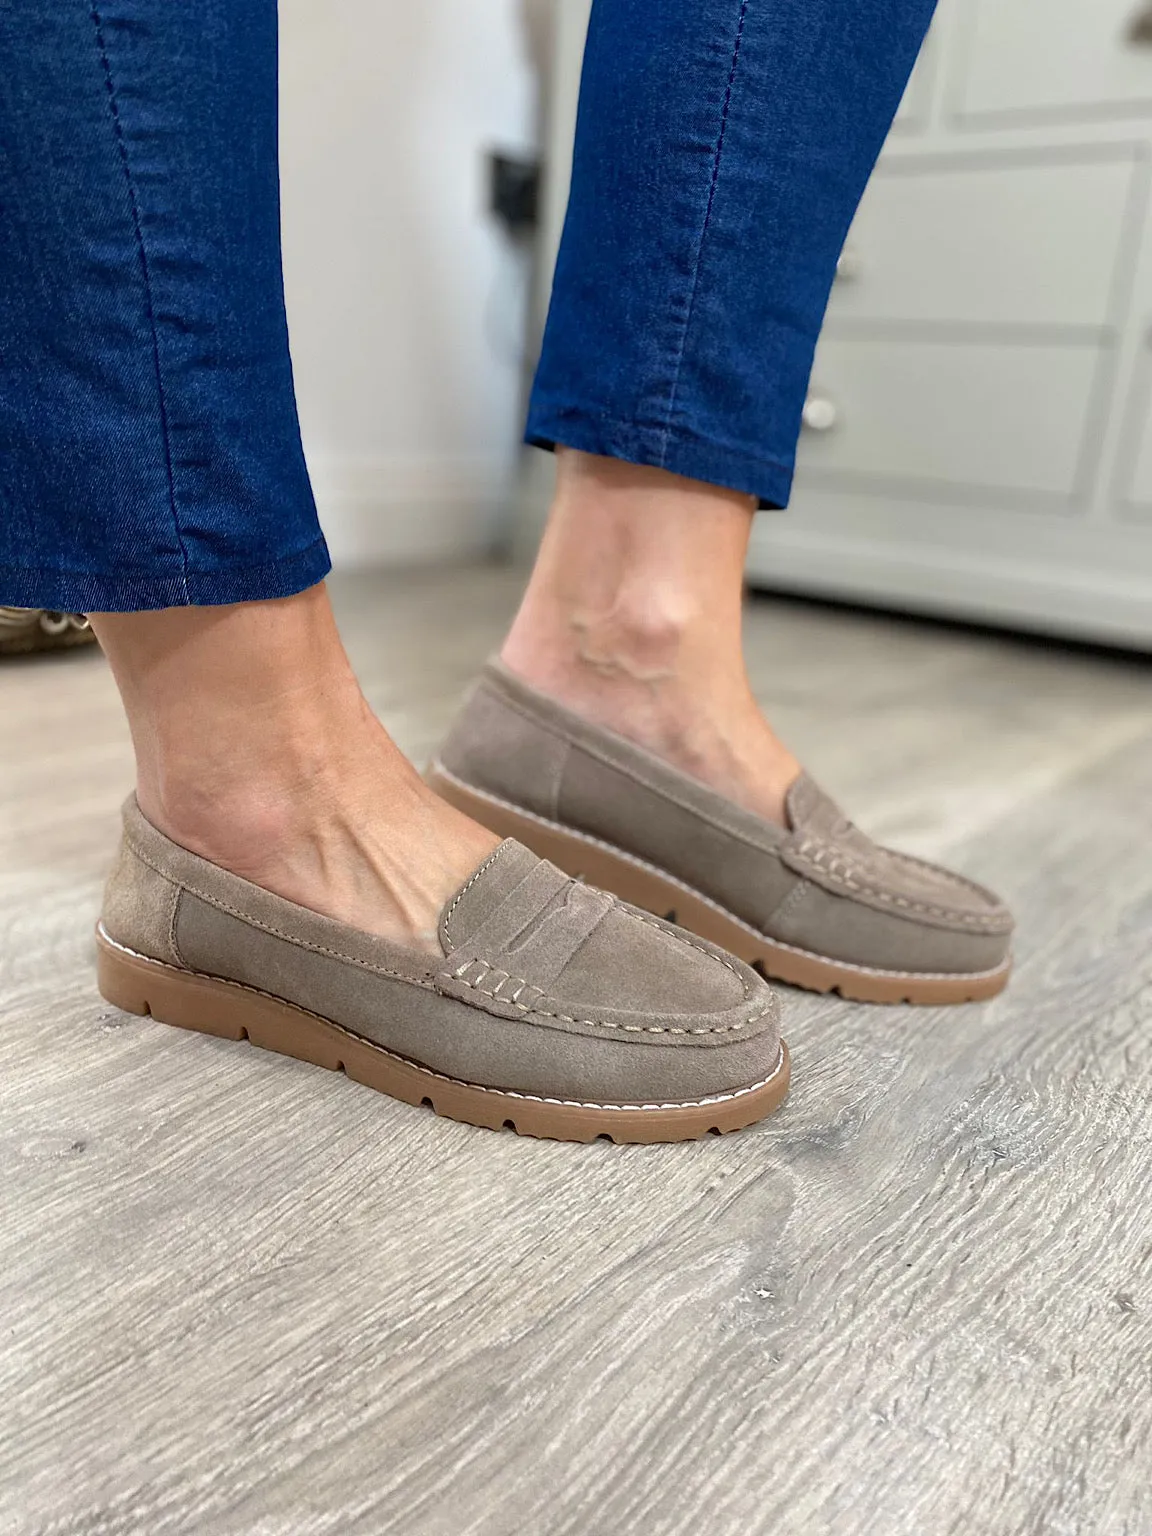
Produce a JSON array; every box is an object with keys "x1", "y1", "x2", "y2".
[
  {"x1": 749, "y1": 0, "x2": 1152, "y2": 648},
  {"x1": 532, "y1": 0, "x2": 1152, "y2": 649}
]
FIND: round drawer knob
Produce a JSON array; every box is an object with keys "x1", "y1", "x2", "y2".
[
  {"x1": 802, "y1": 395, "x2": 838, "y2": 432},
  {"x1": 835, "y1": 246, "x2": 861, "y2": 280}
]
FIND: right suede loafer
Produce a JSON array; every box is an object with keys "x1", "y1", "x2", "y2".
[
  {"x1": 96, "y1": 797, "x2": 789, "y2": 1143},
  {"x1": 429, "y1": 661, "x2": 1014, "y2": 1006}
]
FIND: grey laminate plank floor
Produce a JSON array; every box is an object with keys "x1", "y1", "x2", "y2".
[{"x1": 2, "y1": 566, "x2": 1150, "y2": 1536}]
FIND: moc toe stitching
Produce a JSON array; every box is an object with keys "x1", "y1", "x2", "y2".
[
  {"x1": 783, "y1": 842, "x2": 1011, "y2": 932},
  {"x1": 437, "y1": 842, "x2": 771, "y2": 1038},
  {"x1": 440, "y1": 969, "x2": 771, "y2": 1035}
]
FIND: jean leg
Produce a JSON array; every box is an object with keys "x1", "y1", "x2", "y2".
[
  {"x1": 0, "y1": 1, "x2": 328, "y2": 611},
  {"x1": 526, "y1": 0, "x2": 937, "y2": 507}
]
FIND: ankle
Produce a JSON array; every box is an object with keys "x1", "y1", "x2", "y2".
[
  {"x1": 131, "y1": 678, "x2": 384, "y2": 852},
  {"x1": 503, "y1": 578, "x2": 711, "y2": 705},
  {"x1": 139, "y1": 760, "x2": 334, "y2": 876},
  {"x1": 502, "y1": 450, "x2": 801, "y2": 820},
  {"x1": 503, "y1": 451, "x2": 750, "y2": 720},
  {"x1": 502, "y1": 596, "x2": 772, "y2": 780}
]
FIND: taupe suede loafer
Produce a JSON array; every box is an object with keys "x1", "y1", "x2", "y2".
[
  {"x1": 95, "y1": 797, "x2": 789, "y2": 1143},
  {"x1": 428, "y1": 662, "x2": 1014, "y2": 1006}
]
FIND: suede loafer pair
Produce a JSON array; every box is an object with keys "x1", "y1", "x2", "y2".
[{"x1": 95, "y1": 662, "x2": 1011, "y2": 1145}]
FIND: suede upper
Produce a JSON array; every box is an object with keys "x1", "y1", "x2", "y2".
[
  {"x1": 101, "y1": 798, "x2": 783, "y2": 1106},
  {"x1": 435, "y1": 660, "x2": 1014, "y2": 979}
]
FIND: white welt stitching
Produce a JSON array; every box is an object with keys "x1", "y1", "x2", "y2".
[{"x1": 96, "y1": 926, "x2": 786, "y2": 1112}]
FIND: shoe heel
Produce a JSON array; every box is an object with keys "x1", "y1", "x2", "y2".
[{"x1": 96, "y1": 928, "x2": 246, "y2": 1041}]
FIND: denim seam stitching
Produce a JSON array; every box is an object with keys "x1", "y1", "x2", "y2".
[
  {"x1": 656, "y1": 0, "x2": 750, "y2": 461},
  {"x1": 89, "y1": 3, "x2": 191, "y2": 602},
  {"x1": 528, "y1": 403, "x2": 796, "y2": 474},
  {"x1": 0, "y1": 536, "x2": 330, "y2": 588}
]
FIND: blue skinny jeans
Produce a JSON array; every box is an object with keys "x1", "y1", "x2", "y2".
[{"x1": 0, "y1": 0, "x2": 935, "y2": 613}]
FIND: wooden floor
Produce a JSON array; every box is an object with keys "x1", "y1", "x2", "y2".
[{"x1": 2, "y1": 566, "x2": 1151, "y2": 1536}]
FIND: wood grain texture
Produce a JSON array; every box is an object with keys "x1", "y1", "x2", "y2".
[{"x1": 1, "y1": 566, "x2": 1150, "y2": 1536}]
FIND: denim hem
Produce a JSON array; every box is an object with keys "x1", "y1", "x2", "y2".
[
  {"x1": 525, "y1": 404, "x2": 794, "y2": 511},
  {"x1": 0, "y1": 534, "x2": 332, "y2": 613}
]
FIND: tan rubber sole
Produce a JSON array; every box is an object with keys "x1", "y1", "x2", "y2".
[
  {"x1": 426, "y1": 763, "x2": 1012, "y2": 1007},
  {"x1": 95, "y1": 926, "x2": 790, "y2": 1144}
]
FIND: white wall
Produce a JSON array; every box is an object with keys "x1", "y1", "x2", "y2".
[{"x1": 278, "y1": 1, "x2": 540, "y2": 567}]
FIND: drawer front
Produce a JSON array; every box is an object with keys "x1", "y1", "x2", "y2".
[
  {"x1": 1114, "y1": 355, "x2": 1152, "y2": 518},
  {"x1": 891, "y1": 49, "x2": 935, "y2": 133},
  {"x1": 829, "y1": 150, "x2": 1140, "y2": 330},
  {"x1": 796, "y1": 338, "x2": 1105, "y2": 502},
  {"x1": 956, "y1": 0, "x2": 1152, "y2": 124}
]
